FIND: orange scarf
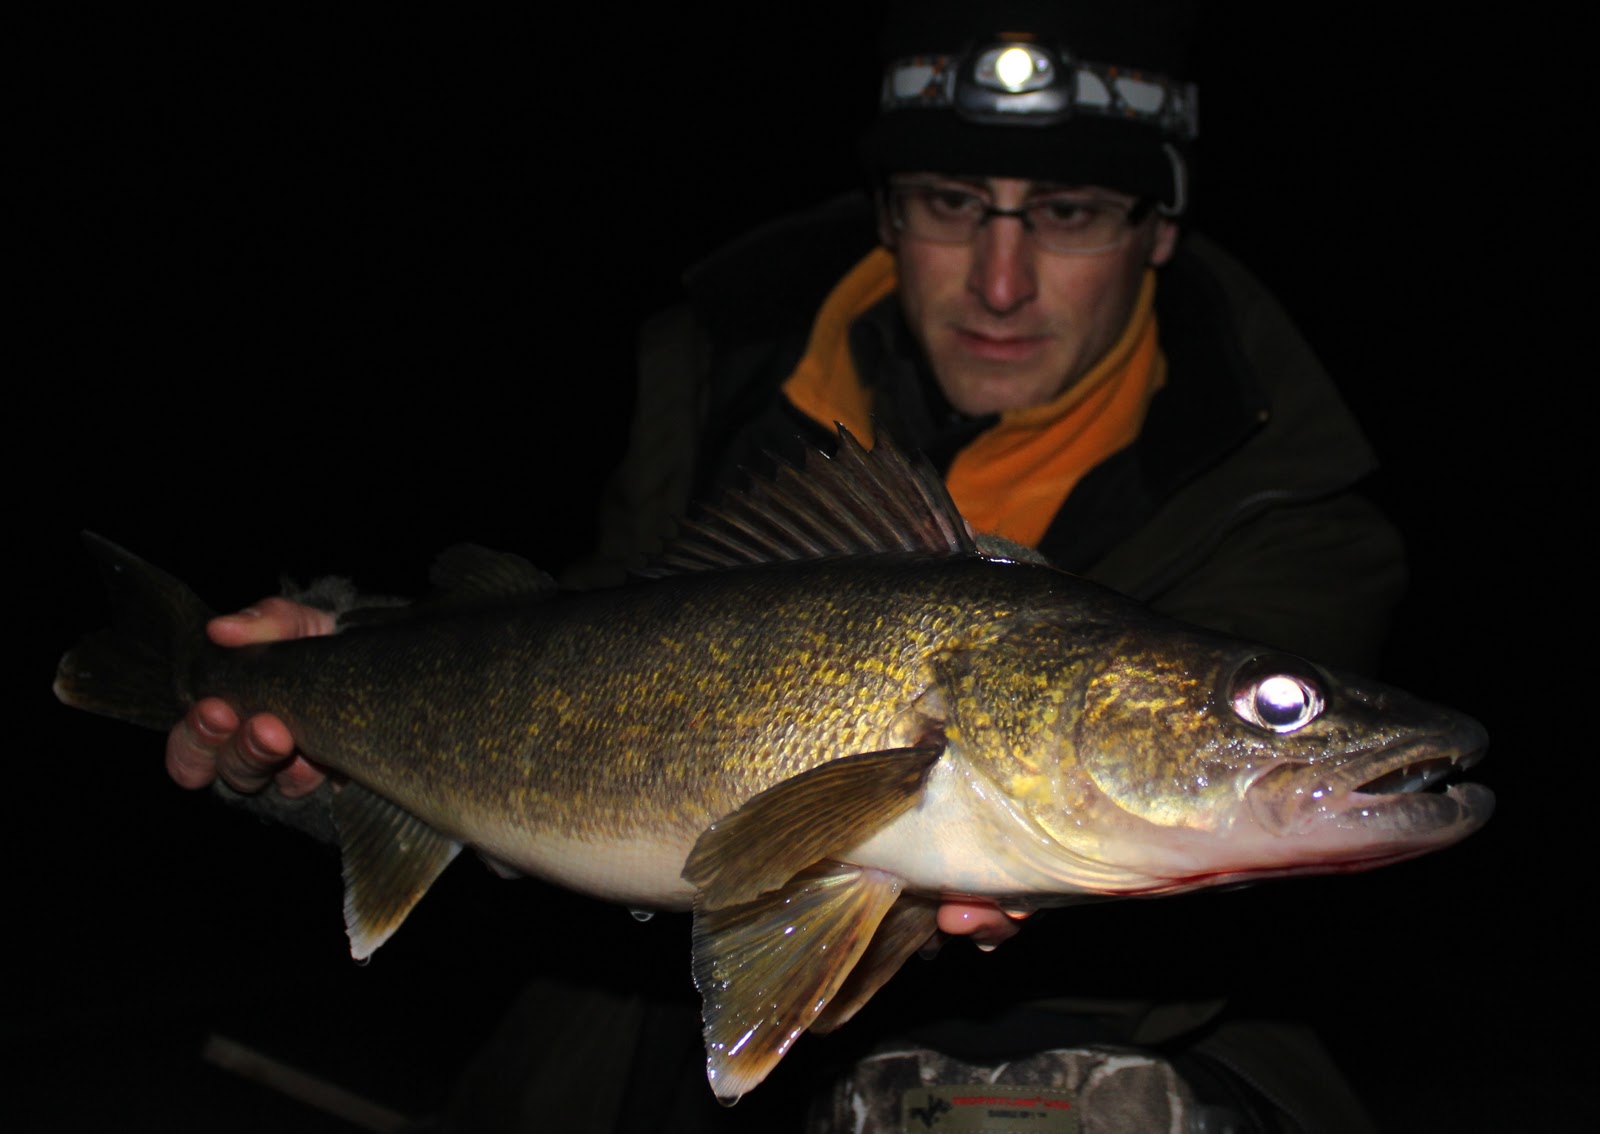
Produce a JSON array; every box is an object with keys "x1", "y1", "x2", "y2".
[{"x1": 782, "y1": 249, "x2": 1165, "y2": 549}]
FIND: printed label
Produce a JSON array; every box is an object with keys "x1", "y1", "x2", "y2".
[{"x1": 901, "y1": 1084, "x2": 1079, "y2": 1132}]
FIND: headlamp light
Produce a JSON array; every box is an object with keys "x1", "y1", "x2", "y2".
[{"x1": 881, "y1": 38, "x2": 1199, "y2": 140}]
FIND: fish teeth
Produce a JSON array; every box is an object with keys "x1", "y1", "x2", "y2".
[{"x1": 1356, "y1": 758, "x2": 1458, "y2": 796}]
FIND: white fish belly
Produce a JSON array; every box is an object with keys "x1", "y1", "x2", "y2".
[
  {"x1": 471, "y1": 823, "x2": 701, "y2": 912},
  {"x1": 840, "y1": 753, "x2": 1103, "y2": 900}
]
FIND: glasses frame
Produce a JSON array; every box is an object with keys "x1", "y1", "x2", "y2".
[{"x1": 884, "y1": 179, "x2": 1156, "y2": 256}]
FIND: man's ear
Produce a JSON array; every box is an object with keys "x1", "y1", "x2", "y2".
[
  {"x1": 875, "y1": 192, "x2": 898, "y2": 249},
  {"x1": 1149, "y1": 219, "x2": 1179, "y2": 267}
]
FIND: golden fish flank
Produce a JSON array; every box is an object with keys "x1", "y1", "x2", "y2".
[{"x1": 55, "y1": 428, "x2": 1491, "y2": 1103}]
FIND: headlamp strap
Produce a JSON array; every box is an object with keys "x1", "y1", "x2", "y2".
[{"x1": 881, "y1": 43, "x2": 1199, "y2": 141}]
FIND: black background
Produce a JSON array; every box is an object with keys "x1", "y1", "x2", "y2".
[{"x1": 17, "y1": 6, "x2": 1575, "y2": 1130}]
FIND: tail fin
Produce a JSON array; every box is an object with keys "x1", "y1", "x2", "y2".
[{"x1": 54, "y1": 533, "x2": 216, "y2": 730}]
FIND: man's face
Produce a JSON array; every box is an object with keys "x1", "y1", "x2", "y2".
[{"x1": 881, "y1": 176, "x2": 1178, "y2": 417}]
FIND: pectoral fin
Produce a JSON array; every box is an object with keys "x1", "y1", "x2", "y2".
[
  {"x1": 682, "y1": 745, "x2": 940, "y2": 910},
  {"x1": 693, "y1": 862, "x2": 902, "y2": 1102},
  {"x1": 332, "y1": 783, "x2": 462, "y2": 960}
]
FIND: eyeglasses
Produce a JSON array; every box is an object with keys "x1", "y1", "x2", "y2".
[{"x1": 885, "y1": 180, "x2": 1154, "y2": 255}]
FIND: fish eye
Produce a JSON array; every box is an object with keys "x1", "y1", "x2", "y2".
[{"x1": 1228, "y1": 657, "x2": 1325, "y2": 733}]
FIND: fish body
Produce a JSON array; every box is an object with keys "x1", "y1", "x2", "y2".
[
  {"x1": 251, "y1": 555, "x2": 1033, "y2": 902},
  {"x1": 55, "y1": 430, "x2": 1492, "y2": 1100}
]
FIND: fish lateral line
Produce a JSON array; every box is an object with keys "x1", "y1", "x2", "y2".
[{"x1": 52, "y1": 427, "x2": 1495, "y2": 1103}]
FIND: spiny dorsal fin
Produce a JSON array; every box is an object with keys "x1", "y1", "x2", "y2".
[
  {"x1": 647, "y1": 425, "x2": 979, "y2": 575},
  {"x1": 332, "y1": 782, "x2": 462, "y2": 960}
]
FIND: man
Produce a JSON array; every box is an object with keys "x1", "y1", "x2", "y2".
[
  {"x1": 167, "y1": 3, "x2": 1398, "y2": 1129},
  {"x1": 570, "y1": 5, "x2": 1401, "y2": 673}
]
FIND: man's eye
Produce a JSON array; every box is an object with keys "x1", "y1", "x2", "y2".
[
  {"x1": 1032, "y1": 199, "x2": 1100, "y2": 229},
  {"x1": 922, "y1": 188, "x2": 983, "y2": 218}
]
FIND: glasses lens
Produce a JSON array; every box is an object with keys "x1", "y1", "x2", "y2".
[
  {"x1": 892, "y1": 185, "x2": 985, "y2": 244},
  {"x1": 1024, "y1": 195, "x2": 1132, "y2": 254},
  {"x1": 890, "y1": 182, "x2": 1136, "y2": 255}
]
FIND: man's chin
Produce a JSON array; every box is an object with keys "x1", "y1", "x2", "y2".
[{"x1": 936, "y1": 365, "x2": 1068, "y2": 417}]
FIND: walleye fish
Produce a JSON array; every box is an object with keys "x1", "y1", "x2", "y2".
[{"x1": 55, "y1": 429, "x2": 1492, "y2": 1101}]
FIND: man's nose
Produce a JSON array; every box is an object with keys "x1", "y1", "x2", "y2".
[{"x1": 966, "y1": 215, "x2": 1037, "y2": 315}]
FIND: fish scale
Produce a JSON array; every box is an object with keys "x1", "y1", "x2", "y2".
[{"x1": 54, "y1": 427, "x2": 1491, "y2": 1102}]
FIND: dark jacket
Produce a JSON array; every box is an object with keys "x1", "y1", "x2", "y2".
[
  {"x1": 568, "y1": 193, "x2": 1404, "y2": 674},
  {"x1": 448, "y1": 200, "x2": 1397, "y2": 1133}
]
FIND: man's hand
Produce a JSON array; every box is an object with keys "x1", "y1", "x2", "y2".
[
  {"x1": 165, "y1": 598, "x2": 335, "y2": 798},
  {"x1": 937, "y1": 900, "x2": 1028, "y2": 948}
]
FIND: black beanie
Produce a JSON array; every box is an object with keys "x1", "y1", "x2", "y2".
[{"x1": 859, "y1": 1, "x2": 1199, "y2": 210}]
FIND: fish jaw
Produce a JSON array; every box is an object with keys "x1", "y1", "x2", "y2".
[
  {"x1": 921, "y1": 607, "x2": 1497, "y2": 895},
  {"x1": 1026, "y1": 703, "x2": 1494, "y2": 897},
  {"x1": 1242, "y1": 721, "x2": 1494, "y2": 860},
  {"x1": 840, "y1": 744, "x2": 1488, "y2": 908},
  {"x1": 1193, "y1": 680, "x2": 1494, "y2": 883}
]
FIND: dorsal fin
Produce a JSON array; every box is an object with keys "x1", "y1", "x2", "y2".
[
  {"x1": 428, "y1": 545, "x2": 558, "y2": 603},
  {"x1": 647, "y1": 425, "x2": 979, "y2": 576},
  {"x1": 335, "y1": 546, "x2": 557, "y2": 629}
]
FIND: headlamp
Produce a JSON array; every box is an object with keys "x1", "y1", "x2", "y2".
[{"x1": 881, "y1": 39, "x2": 1199, "y2": 140}]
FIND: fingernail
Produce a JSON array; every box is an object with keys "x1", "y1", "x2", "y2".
[{"x1": 192, "y1": 714, "x2": 228, "y2": 743}]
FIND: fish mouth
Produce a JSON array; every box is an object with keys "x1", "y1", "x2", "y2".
[{"x1": 1248, "y1": 718, "x2": 1493, "y2": 851}]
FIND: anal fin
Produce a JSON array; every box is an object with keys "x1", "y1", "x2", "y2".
[
  {"x1": 332, "y1": 782, "x2": 462, "y2": 960},
  {"x1": 693, "y1": 862, "x2": 902, "y2": 1102}
]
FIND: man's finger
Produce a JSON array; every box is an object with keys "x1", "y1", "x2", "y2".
[
  {"x1": 936, "y1": 901, "x2": 1027, "y2": 950},
  {"x1": 165, "y1": 698, "x2": 239, "y2": 790},
  {"x1": 274, "y1": 756, "x2": 331, "y2": 799},
  {"x1": 208, "y1": 597, "x2": 337, "y2": 647},
  {"x1": 239, "y1": 714, "x2": 331, "y2": 798},
  {"x1": 212, "y1": 712, "x2": 300, "y2": 794}
]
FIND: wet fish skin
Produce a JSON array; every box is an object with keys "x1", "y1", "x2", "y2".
[
  {"x1": 54, "y1": 430, "x2": 1492, "y2": 1101},
  {"x1": 206, "y1": 553, "x2": 1029, "y2": 894},
  {"x1": 928, "y1": 609, "x2": 1489, "y2": 893}
]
